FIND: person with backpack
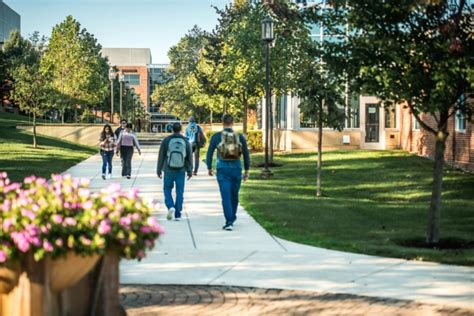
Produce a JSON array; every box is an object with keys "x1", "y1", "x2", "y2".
[
  {"x1": 185, "y1": 116, "x2": 206, "y2": 176},
  {"x1": 116, "y1": 123, "x2": 141, "y2": 179},
  {"x1": 157, "y1": 122, "x2": 193, "y2": 221},
  {"x1": 206, "y1": 114, "x2": 250, "y2": 231}
]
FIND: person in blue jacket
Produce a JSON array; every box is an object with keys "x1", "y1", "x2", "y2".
[{"x1": 206, "y1": 114, "x2": 250, "y2": 231}]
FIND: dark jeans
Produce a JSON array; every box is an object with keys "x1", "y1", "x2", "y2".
[
  {"x1": 101, "y1": 150, "x2": 114, "y2": 174},
  {"x1": 192, "y1": 143, "x2": 200, "y2": 173},
  {"x1": 120, "y1": 146, "x2": 134, "y2": 177},
  {"x1": 216, "y1": 168, "x2": 242, "y2": 226},
  {"x1": 163, "y1": 170, "x2": 186, "y2": 218}
]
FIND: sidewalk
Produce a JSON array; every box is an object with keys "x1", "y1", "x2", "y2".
[{"x1": 65, "y1": 146, "x2": 474, "y2": 310}]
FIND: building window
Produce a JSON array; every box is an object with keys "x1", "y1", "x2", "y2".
[
  {"x1": 279, "y1": 95, "x2": 287, "y2": 129},
  {"x1": 455, "y1": 110, "x2": 466, "y2": 131},
  {"x1": 384, "y1": 104, "x2": 397, "y2": 129},
  {"x1": 346, "y1": 94, "x2": 359, "y2": 128},
  {"x1": 412, "y1": 115, "x2": 421, "y2": 130},
  {"x1": 124, "y1": 74, "x2": 140, "y2": 86}
]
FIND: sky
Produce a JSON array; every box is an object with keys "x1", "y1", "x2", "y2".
[{"x1": 5, "y1": 0, "x2": 232, "y2": 64}]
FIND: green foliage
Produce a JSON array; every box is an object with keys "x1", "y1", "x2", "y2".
[
  {"x1": 40, "y1": 15, "x2": 109, "y2": 122},
  {"x1": 246, "y1": 130, "x2": 263, "y2": 152}
]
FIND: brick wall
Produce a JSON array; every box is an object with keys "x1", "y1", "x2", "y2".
[
  {"x1": 116, "y1": 66, "x2": 149, "y2": 109},
  {"x1": 399, "y1": 105, "x2": 473, "y2": 171}
]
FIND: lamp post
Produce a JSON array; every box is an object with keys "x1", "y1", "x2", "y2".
[
  {"x1": 261, "y1": 14, "x2": 274, "y2": 178},
  {"x1": 119, "y1": 74, "x2": 125, "y2": 120},
  {"x1": 108, "y1": 68, "x2": 116, "y2": 123}
]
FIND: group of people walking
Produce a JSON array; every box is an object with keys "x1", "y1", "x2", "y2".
[
  {"x1": 98, "y1": 114, "x2": 250, "y2": 231},
  {"x1": 99, "y1": 119, "x2": 141, "y2": 180}
]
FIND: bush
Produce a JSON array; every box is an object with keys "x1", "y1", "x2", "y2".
[{"x1": 247, "y1": 130, "x2": 263, "y2": 152}]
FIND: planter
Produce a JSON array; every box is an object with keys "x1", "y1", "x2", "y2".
[
  {"x1": 0, "y1": 261, "x2": 20, "y2": 294},
  {"x1": 48, "y1": 252, "x2": 100, "y2": 292}
]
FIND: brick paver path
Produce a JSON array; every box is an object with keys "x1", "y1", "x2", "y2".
[{"x1": 121, "y1": 285, "x2": 473, "y2": 315}]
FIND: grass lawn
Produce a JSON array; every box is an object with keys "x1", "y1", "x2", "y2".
[
  {"x1": 0, "y1": 112, "x2": 96, "y2": 182},
  {"x1": 241, "y1": 150, "x2": 474, "y2": 266}
]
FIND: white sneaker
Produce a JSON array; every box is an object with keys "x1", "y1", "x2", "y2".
[
  {"x1": 167, "y1": 207, "x2": 175, "y2": 221},
  {"x1": 108, "y1": 173, "x2": 112, "y2": 179}
]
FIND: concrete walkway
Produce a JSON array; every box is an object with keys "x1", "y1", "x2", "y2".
[{"x1": 65, "y1": 145, "x2": 474, "y2": 310}]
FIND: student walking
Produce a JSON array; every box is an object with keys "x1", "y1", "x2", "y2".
[
  {"x1": 185, "y1": 116, "x2": 206, "y2": 175},
  {"x1": 116, "y1": 123, "x2": 141, "y2": 179},
  {"x1": 206, "y1": 114, "x2": 250, "y2": 231},
  {"x1": 157, "y1": 122, "x2": 193, "y2": 221},
  {"x1": 115, "y1": 119, "x2": 127, "y2": 139},
  {"x1": 99, "y1": 124, "x2": 116, "y2": 180}
]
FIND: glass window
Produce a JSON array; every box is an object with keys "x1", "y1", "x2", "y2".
[
  {"x1": 280, "y1": 95, "x2": 287, "y2": 129},
  {"x1": 124, "y1": 74, "x2": 140, "y2": 86},
  {"x1": 455, "y1": 110, "x2": 466, "y2": 131},
  {"x1": 412, "y1": 115, "x2": 421, "y2": 130},
  {"x1": 385, "y1": 104, "x2": 397, "y2": 129},
  {"x1": 346, "y1": 94, "x2": 359, "y2": 128}
]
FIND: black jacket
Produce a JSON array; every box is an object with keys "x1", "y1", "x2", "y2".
[{"x1": 157, "y1": 133, "x2": 193, "y2": 176}]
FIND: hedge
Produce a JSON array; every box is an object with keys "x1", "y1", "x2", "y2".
[{"x1": 204, "y1": 130, "x2": 263, "y2": 152}]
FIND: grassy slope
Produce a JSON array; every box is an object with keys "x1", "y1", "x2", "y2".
[
  {"x1": 241, "y1": 150, "x2": 474, "y2": 266},
  {"x1": 0, "y1": 112, "x2": 96, "y2": 182}
]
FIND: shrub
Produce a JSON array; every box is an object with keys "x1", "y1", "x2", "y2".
[{"x1": 247, "y1": 130, "x2": 263, "y2": 152}]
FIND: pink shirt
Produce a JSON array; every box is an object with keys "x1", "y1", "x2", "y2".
[{"x1": 117, "y1": 131, "x2": 141, "y2": 151}]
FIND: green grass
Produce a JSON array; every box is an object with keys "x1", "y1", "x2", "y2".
[
  {"x1": 0, "y1": 112, "x2": 96, "y2": 182},
  {"x1": 241, "y1": 150, "x2": 474, "y2": 266}
]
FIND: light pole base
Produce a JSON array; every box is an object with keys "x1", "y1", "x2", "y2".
[{"x1": 259, "y1": 168, "x2": 273, "y2": 179}]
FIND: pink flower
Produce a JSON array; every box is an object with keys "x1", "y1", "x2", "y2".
[
  {"x1": 55, "y1": 239, "x2": 64, "y2": 247},
  {"x1": 80, "y1": 236, "x2": 92, "y2": 246},
  {"x1": 145, "y1": 240, "x2": 154, "y2": 248},
  {"x1": 3, "y1": 219, "x2": 13, "y2": 231},
  {"x1": 21, "y1": 209, "x2": 36, "y2": 220},
  {"x1": 119, "y1": 217, "x2": 132, "y2": 227},
  {"x1": 41, "y1": 226, "x2": 49, "y2": 234},
  {"x1": 140, "y1": 226, "x2": 151, "y2": 234},
  {"x1": 99, "y1": 207, "x2": 109, "y2": 216},
  {"x1": 52, "y1": 215, "x2": 63, "y2": 224},
  {"x1": 83, "y1": 201, "x2": 93, "y2": 209},
  {"x1": 132, "y1": 213, "x2": 141, "y2": 221},
  {"x1": 0, "y1": 250, "x2": 7, "y2": 263},
  {"x1": 0, "y1": 172, "x2": 7, "y2": 179},
  {"x1": 64, "y1": 217, "x2": 77, "y2": 226},
  {"x1": 30, "y1": 237, "x2": 41, "y2": 247},
  {"x1": 43, "y1": 240, "x2": 53, "y2": 252},
  {"x1": 98, "y1": 220, "x2": 112, "y2": 235},
  {"x1": 128, "y1": 188, "x2": 140, "y2": 199},
  {"x1": 137, "y1": 250, "x2": 145, "y2": 259}
]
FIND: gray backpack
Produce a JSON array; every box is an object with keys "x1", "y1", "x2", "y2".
[{"x1": 167, "y1": 138, "x2": 187, "y2": 169}]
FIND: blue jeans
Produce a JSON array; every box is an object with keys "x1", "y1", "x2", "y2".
[
  {"x1": 163, "y1": 170, "x2": 186, "y2": 218},
  {"x1": 101, "y1": 150, "x2": 114, "y2": 174},
  {"x1": 216, "y1": 168, "x2": 242, "y2": 226}
]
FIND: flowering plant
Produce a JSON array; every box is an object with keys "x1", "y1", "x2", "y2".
[{"x1": 0, "y1": 172, "x2": 163, "y2": 263}]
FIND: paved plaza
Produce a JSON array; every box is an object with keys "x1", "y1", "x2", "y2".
[{"x1": 64, "y1": 146, "x2": 474, "y2": 313}]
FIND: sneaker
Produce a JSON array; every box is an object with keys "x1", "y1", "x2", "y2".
[
  {"x1": 193, "y1": 171, "x2": 198, "y2": 176},
  {"x1": 126, "y1": 175, "x2": 131, "y2": 179},
  {"x1": 108, "y1": 173, "x2": 112, "y2": 179},
  {"x1": 167, "y1": 207, "x2": 175, "y2": 221},
  {"x1": 222, "y1": 224, "x2": 233, "y2": 231},
  {"x1": 101, "y1": 174, "x2": 106, "y2": 180},
  {"x1": 174, "y1": 217, "x2": 182, "y2": 221}
]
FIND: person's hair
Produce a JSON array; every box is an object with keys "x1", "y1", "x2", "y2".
[
  {"x1": 126, "y1": 123, "x2": 133, "y2": 129},
  {"x1": 172, "y1": 122, "x2": 182, "y2": 133},
  {"x1": 120, "y1": 119, "x2": 127, "y2": 124},
  {"x1": 101, "y1": 124, "x2": 114, "y2": 139},
  {"x1": 222, "y1": 113, "x2": 234, "y2": 126},
  {"x1": 188, "y1": 116, "x2": 196, "y2": 123}
]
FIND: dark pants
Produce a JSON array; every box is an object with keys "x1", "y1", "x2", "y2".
[
  {"x1": 101, "y1": 150, "x2": 114, "y2": 174},
  {"x1": 163, "y1": 170, "x2": 186, "y2": 218},
  {"x1": 192, "y1": 144, "x2": 200, "y2": 173},
  {"x1": 120, "y1": 146, "x2": 134, "y2": 177},
  {"x1": 216, "y1": 168, "x2": 242, "y2": 226}
]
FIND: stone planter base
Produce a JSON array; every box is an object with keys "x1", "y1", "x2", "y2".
[
  {"x1": 48, "y1": 253, "x2": 100, "y2": 292},
  {"x1": 0, "y1": 262, "x2": 20, "y2": 294}
]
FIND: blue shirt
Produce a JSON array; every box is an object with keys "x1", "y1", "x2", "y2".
[{"x1": 206, "y1": 128, "x2": 250, "y2": 171}]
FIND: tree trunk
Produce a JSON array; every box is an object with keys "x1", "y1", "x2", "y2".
[
  {"x1": 61, "y1": 109, "x2": 65, "y2": 124},
  {"x1": 243, "y1": 94, "x2": 248, "y2": 136},
  {"x1": 426, "y1": 130, "x2": 447, "y2": 244},
  {"x1": 33, "y1": 112, "x2": 37, "y2": 149},
  {"x1": 316, "y1": 100, "x2": 323, "y2": 197}
]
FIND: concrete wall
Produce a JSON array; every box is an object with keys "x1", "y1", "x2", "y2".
[
  {"x1": 16, "y1": 124, "x2": 119, "y2": 147},
  {"x1": 275, "y1": 129, "x2": 361, "y2": 151}
]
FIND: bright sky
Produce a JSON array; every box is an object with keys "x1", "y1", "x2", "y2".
[{"x1": 5, "y1": 0, "x2": 232, "y2": 64}]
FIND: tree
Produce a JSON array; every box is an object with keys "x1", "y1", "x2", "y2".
[
  {"x1": 40, "y1": 15, "x2": 109, "y2": 123},
  {"x1": 6, "y1": 32, "x2": 50, "y2": 148},
  {"x1": 346, "y1": 0, "x2": 473, "y2": 244},
  {"x1": 295, "y1": 3, "x2": 347, "y2": 196}
]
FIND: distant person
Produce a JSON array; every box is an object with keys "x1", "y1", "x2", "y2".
[
  {"x1": 165, "y1": 122, "x2": 173, "y2": 133},
  {"x1": 157, "y1": 122, "x2": 192, "y2": 221},
  {"x1": 206, "y1": 114, "x2": 250, "y2": 231},
  {"x1": 99, "y1": 124, "x2": 116, "y2": 180},
  {"x1": 185, "y1": 116, "x2": 206, "y2": 176},
  {"x1": 152, "y1": 126, "x2": 158, "y2": 133},
  {"x1": 116, "y1": 123, "x2": 141, "y2": 179},
  {"x1": 115, "y1": 119, "x2": 127, "y2": 139}
]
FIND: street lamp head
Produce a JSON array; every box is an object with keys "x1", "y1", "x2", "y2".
[
  {"x1": 119, "y1": 74, "x2": 125, "y2": 82},
  {"x1": 261, "y1": 15, "x2": 274, "y2": 42},
  {"x1": 108, "y1": 68, "x2": 116, "y2": 80}
]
